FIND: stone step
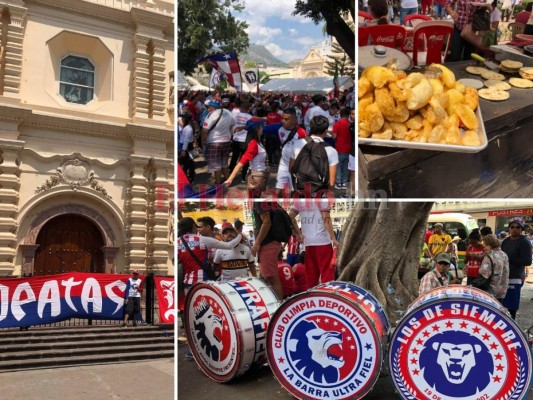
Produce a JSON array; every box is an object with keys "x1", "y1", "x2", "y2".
[
  {"x1": 0, "y1": 324, "x2": 163, "y2": 338},
  {"x1": 0, "y1": 342, "x2": 173, "y2": 362},
  {"x1": 0, "y1": 335, "x2": 173, "y2": 353},
  {"x1": 0, "y1": 349, "x2": 175, "y2": 373}
]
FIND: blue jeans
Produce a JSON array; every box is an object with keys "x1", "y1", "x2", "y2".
[
  {"x1": 433, "y1": 4, "x2": 445, "y2": 19},
  {"x1": 400, "y1": 7, "x2": 418, "y2": 26},
  {"x1": 336, "y1": 153, "x2": 349, "y2": 186}
]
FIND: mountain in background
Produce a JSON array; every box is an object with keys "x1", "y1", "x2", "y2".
[{"x1": 241, "y1": 44, "x2": 287, "y2": 67}]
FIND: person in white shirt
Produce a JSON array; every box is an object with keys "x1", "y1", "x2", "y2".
[
  {"x1": 201, "y1": 100, "x2": 235, "y2": 184},
  {"x1": 214, "y1": 225, "x2": 257, "y2": 281},
  {"x1": 289, "y1": 199, "x2": 338, "y2": 290},
  {"x1": 228, "y1": 100, "x2": 253, "y2": 182},
  {"x1": 275, "y1": 107, "x2": 307, "y2": 196},
  {"x1": 122, "y1": 270, "x2": 143, "y2": 327},
  {"x1": 304, "y1": 94, "x2": 330, "y2": 134},
  {"x1": 290, "y1": 115, "x2": 339, "y2": 193}
]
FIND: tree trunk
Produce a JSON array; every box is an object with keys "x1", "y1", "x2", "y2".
[{"x1": 336, "y1": 202, "x2": 434, "y2": 324}]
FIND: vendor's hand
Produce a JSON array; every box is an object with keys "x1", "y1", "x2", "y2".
[
  {"x1": 223, "y1": 178, "x2": 232, "y2": 187},
  {"x1": 296, "y1": 233, "x2": 304, "y2": 243},
  {"x1": 331, "y1": 238, "x2": 339, "y2": 249}
]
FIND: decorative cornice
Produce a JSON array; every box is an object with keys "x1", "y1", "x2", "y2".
[
  {"x1": 130, "y1": 7, "x2": 173, "y2": 31},
  {"x1": 126, "y1": 122, "x2": 174, "y2": 142}
]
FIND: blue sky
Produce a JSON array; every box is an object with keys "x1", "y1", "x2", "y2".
[{"x1": 233, "y1": 0, "x2": 329, "y2": 63}]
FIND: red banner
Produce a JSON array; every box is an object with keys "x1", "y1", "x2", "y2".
[
  {"x1": 0, "y1": 272, "x2": 142, "y2": 328},
  {"x1": 488, "y1": 208, "x2": 533, "y2": 217},
  {"x1": 155, "y1": 276, "x2": 175, "y2": 324}
]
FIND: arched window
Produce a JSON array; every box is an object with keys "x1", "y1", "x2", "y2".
[{"x1": 59, "y1": 56, "x2": 94, "y2": 104}]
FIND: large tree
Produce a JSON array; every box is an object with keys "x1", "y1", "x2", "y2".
[
  {"x1": 324, "y1": 42, "x2": 355, "y2": 79},
  {"x1": 336, "y1": 202, "x2": 434, "y2": 322},
  {"x1": 293, "y1": 0, "x2": 355, "y2": 62},
  {"x1": 178, "y1": 0, "x2": 249, "y2": 74}
]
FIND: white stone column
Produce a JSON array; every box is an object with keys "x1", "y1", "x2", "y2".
[
  {"x1": 0, "y1": 140, "x2": 22, "y2": 275},
  {"x1": 125, "y1": 156, "x2": 149, "y2": 272},
  {"x1": 2, "y1": 3, "x2": 27, "y2": 98}
]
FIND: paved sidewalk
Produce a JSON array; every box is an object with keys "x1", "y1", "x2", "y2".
[{"x1": 0, "y1": 359, "x2": 174, "y2": 400}]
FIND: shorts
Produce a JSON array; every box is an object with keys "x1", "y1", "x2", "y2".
[
  {"x1": 258, "y1": 241, "x2": 281, "y2": 278},
  {"x1": 502, "y1": 282, "x2": 522, "y2": 311},
  {"x1": 348, "y1": 155, "x2": 355, "y2": 172},
  {"x1": 275, "y1": 170, "x2": 293, "y2": 191},
  {"x1": 126, "y1": 297, "x2": 141, "y2": 315},
  {"x1": 206, "y1": 142, "x2": 231, "y2": 173}
]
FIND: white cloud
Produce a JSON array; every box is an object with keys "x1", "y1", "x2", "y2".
[
  {"x1": 294, "y1": 37, "x2": 318, "y2": 47},
  {"x1": 238, "y1": 0, "x2": 311, "y2": 25},
  {"x1": 245, "y1": 25, "x2": 283, "y2": 45},
  {"x1": 265, "y1": 43, "x2": 308, "y2": 62},
  {"x1": 288, "y1": 28, "x2": 298, "y2": 36}
]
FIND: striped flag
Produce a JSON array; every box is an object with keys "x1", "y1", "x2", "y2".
[{"x1": 197, "y1": 51, "x2": 242, "y2": 91}]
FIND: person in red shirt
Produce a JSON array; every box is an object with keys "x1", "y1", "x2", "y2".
[
  {"x1": 278, "y1": 252, "x2": 295, "y2": 299},
  {"x1": 465, "y1": 229, "x2": 484, "y2": 285},
  {"x1": 285, "y1": 234, "x2": 301, "y2": 266},
  {"x1": 292, "y1": 252, "x2": 306, "y2": 294},
  {"x1": 332, "y1": 108, "x2": 352, "y2": 190},
  {"x1": 425, "y1": 226, "x2": 434, "y2": 244}
]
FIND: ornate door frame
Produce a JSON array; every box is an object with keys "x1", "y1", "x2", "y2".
[{"x1": 20, "y1": 204, "x2": 120, "y2": 276}]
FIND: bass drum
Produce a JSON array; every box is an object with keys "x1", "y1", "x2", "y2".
[
  {"x1": 185, "y1": 277, "x2": 280, "y2": 382},
  {"x1": 389, "y1": 284, "x2": 532, "y2": 400},
  {"x1": 266, "y1": 281, "x2": 389, "y2": 400}
]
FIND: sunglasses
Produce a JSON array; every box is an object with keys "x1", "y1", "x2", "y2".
[{"x1": 437, "y1": 262, "x2": 450, "y2": 266}]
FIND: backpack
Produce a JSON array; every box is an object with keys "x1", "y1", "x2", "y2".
[
  {"x1": 290, "y1": 137, "x2": 330, "y2": 194},
  {"x1": 269, "y1": 208, "x2": 293, "y2": 243}
]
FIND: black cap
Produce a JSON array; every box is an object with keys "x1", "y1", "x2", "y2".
[{"x1": 178, "y1": 217, "x2": 198, "y2": 234}]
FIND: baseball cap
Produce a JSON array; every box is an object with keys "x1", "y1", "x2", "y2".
[
  {"x1": 178, "y1": 217, "x2": 198, "y2": 234},
  {"x1": 132, "y1": 270, "x2": 140, "y2": 275},
  {"x1": 207, "y1": 100, "x2": 220, "y2": 108},
  {"x1": 452, "y1": 236, "x2": 461, "y2": 242},
  {"x1": 221, "y1": 97, "x2": 230, "y2": 104},
  {"x1": 434, "y1": 222, "x2": 443, "y2": 228},
  {"x1": 435, "y1": 253, "x2": 451, "y2": 265},
  {"x1": 509, "y1": 219, "x2": 524, "y2": 229}
]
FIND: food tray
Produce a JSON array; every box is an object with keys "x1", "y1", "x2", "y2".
[{"x1": 358, "y1": 107, "x2": 488, "y2": 153}]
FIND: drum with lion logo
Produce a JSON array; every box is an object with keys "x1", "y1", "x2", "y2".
[
  {"x1": 185, "y1": 277, "x2": 280, "y2": 382},
  {"x1": 389, "y1": 284, "x2": 532, "y2": 400},
  {"x1": 266, "y1": 281, "x2": 390, "y2": 400}
]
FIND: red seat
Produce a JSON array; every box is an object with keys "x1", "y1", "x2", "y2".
[
  {"x1": 409, "y1": 21, "x2": 453, "y2": 66},
  {"x1": 403, "y1": 14, "x2": 432, "y2": 27},
  {"x1": 359, "y1": 26, "x2": 371, "y2": 46},
  {"x1": 358, "y1": 10, "x2": 373, "y2": 23},
  {"x1": 366, "y1": 25, "x2": 407, "y2": 49}
]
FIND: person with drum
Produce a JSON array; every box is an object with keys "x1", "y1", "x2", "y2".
[
  {"x1": 178, "y1": 217, "x2": 244, "y2": 360},
  {"x1": 419, "y1": 252, "x2": 451, "y2": 295},
  {"x1": 478, "y1": 234, "x2": 509, "y2": 302},
  {"x1": 213, "y1": 225, "x2": 257, "y2": 281}
]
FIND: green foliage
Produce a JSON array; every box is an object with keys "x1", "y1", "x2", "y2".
[
  {"x1": 178, "y1": 0, "x2": 249, "y2": 74},
  {"x1": 293, "y1": 0, "x2": 355, "y2": 61},
  {"x1": 259, "y1": 71, "x2": 270, "y2": 84},
  {"x1": 243, "y1": 60, "x2": 257, "y2": 68},
  {"x1": 324, "y1": 42, "x2": 355, "y2": 79}
]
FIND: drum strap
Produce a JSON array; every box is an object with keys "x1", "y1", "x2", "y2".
[
  {"x1": 180, "y1": 236, "x2": 217, "y2": 281},
  {"x1": 434, "y1": 271, "x2": 445, "y2": 286}
]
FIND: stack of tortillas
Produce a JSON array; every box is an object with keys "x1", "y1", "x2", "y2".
[
  {"x1": 509, "y1": 77, "x2": 533, "y2": 88},
  {"x1": 519, "y1": 67, "x2": 533, "y2": 80},
  {"x1": 499, "y1": 59, "x2": 523, "y2": 74},
  {"x1": 478, "y1": 87, "x2": 510, "y2": 101}
]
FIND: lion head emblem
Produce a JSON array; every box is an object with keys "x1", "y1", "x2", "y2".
[
  {"x1": 419, "y1": 331, "x2": 494, "y2": 397},
  {"x1": 288, "y1": 319, "x2": 345, "y2": 384},
  {"x1": 193, "y1": 298, "x2": 223, "y2": 361}
]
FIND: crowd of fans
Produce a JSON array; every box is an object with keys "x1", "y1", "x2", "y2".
[{"x1": 177, "y1": 89, "x2": 356, "y2": 198}]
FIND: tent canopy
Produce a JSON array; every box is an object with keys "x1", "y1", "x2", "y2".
[{"x1": 260, "y1": 76, "x2": 354, "y2": 94}]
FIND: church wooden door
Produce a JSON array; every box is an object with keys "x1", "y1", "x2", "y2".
[{"x1": 33, "y1": 214, "x2": 105, "y2": 276}]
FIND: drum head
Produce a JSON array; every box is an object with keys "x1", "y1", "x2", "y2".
[
  {"x1": 389, "y1": 297, "x2": 532, "y2": 399},
  {"x1": 267, "y1": 290, "x2": 383, "y2": 400},
  {"x1": 185, "y1": 278, "x2": 280, "y2": 382}
]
